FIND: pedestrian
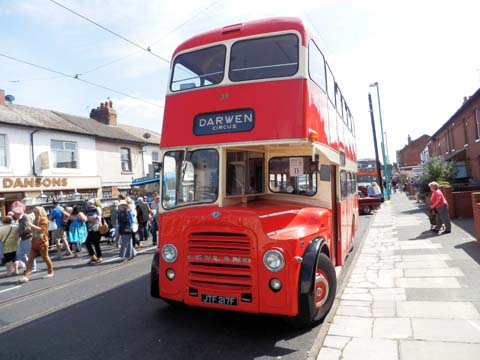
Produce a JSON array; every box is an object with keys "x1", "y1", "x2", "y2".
[
  {"x1": 150, "y1": 195, "x2": 160, "y2": 246},
  {"x1": 12, "y1": 207, "x2": 35, "y2": 274},
  {"x1": 367, "y1": 183, "x2": 374, "y2": 197},
  {"x1": 49, "y1": 200, "x2": 73, "y2": 258},
  {"x1": 136, "y1": 197, "x2": 150, "y2": 245},
  {"x1": 18, "y1": 206, "x2": 54, "y2": 283},
  {"x1": 109, "y1": 200, "x2": 119, "y2": 246},
  {"x1": 1, "y1": 216, "x2": 20, "y2": 276},
  {"x1": 66, "y1": 206, "x2": 88, "y2": 257},
  {"x1": 85, "y1": 199, "x2": 102, "y2": 264},
  {"x1": 370, "y1": 182, "x2": 382, "y2": 198},
  {"x1": 126, "y1": 197, "x2": 139, "y2": 248},
  {"x1": 429, "y1": 181, "x2": 451, "y2": 234},
  {"x1": 117, "y1": 200, "x2": 136, "y2": 262}
]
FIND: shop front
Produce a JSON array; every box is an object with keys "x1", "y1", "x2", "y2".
[{"x1": 0, "y1": 176, "x2": 102, "y2": 218}]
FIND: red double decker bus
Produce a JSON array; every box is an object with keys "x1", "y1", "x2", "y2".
[{"x1": 151, "y1": 17, "x2": 358, "y2": 327}]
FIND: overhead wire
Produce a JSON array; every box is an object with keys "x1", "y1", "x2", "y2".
[
  {"x1": 55, "y1": 0, "x2": 222, "y2": 77},
  {"x1": 47, "y1": 0, "x2": 170, "y2": 64},
  {"x1": 0, "y1": 52, "x2": 164, "y2": 109}
]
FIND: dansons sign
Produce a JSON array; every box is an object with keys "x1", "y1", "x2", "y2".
[
  {"x1": 2, "y1": 177, "x2": 68, "y2": 189},
  {"x1": 194, "y1": 108, "x2": 254, "y2": 135}
]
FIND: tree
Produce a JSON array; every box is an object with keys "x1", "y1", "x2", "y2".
[{"x1": 418, "y1": 156, "x2": 454, "y2": 187}]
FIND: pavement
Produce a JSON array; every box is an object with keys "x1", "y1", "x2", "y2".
[{"x1": 315, "y1": 191, "x2": 480, "y2": 360}]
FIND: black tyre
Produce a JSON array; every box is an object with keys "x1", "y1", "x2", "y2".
[
  {"x1": 150, "y1": 252, "x2": 160, "y2": 298},
  {"x1": 363, "y1": 205, "x2": 371, "y2": 215},
  {"x1": 286, "y1": 253, "x2": 337, "y2": 328}
]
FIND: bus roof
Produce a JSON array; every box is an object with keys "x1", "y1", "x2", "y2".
[{"x1": 173, "y1": 17, "x2": 308, "y2": 57}]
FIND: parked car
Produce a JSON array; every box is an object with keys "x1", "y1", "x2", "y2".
[{"x1": 358, "y1": 191, "x2": 381, "y2": 215}]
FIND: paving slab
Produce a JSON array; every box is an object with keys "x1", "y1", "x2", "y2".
[
  {"x1": 341, "y1": 338, "x2": 398, "y2": 360},
  {"x1": 397, "y1": 301, "x2": 480, "y2": 319},
  {"x1": 400, "y1": 340, "x2": 480, "y2": 360},
  {"x1": 412, "y1": 318, "x2": 480, "y2": 343}
]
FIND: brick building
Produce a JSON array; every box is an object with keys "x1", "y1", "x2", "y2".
[
  {"x1": 396, "y1": 134, "x2": 430, "y2": 171},
  {"x1": 427, "y1": 87, "x2": 480, "y2": 182}
]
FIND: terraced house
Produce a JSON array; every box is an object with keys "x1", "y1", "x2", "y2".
[{"x1": 0, "y1": 89, "x2": 159, "y2": 216}]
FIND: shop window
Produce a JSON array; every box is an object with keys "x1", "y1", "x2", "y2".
[
  {"x1": 51, "y1": 140, "x2": 78, "y2": 168},
  {"x1": 121, "y1": 147, "x2": 132, "y2": 172},
  {"x1": 152, "y1": 151, "x2": 159, "y2": 162}
]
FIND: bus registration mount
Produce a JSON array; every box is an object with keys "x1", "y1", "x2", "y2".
[
  {"x1": 201, "y1": 294, "x2": 238, "y2": 306},
  {"x1": 194, "y1": 109, "x2": 255, "y2": 135}
]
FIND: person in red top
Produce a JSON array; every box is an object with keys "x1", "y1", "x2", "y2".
[{"x1": 429, "y1": 181, "x2": 451, "y2": 234}]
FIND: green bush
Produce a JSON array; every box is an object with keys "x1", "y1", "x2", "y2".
[{"x1": 417, "y1": 156, "x2": 453, "y2": 192}]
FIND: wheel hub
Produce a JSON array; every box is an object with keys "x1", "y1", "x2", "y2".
[{"x1": 315, "y1": 270, "x2": 329, "y2": 308}]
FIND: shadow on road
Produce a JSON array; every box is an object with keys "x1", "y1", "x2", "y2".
[
  {"x1": 1, "y1": 274, "x2": 318, "y2": 360},
  {"x1": 455, "y1": 240, "x2": 480, "y2": 266}
]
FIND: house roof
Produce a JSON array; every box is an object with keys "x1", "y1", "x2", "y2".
[
  {"x1": 0, "y1": 103, "x2": 159, "y2": 145},
  {"x1": 430, "y1": 86, "x2": 480, "y2": 140}
]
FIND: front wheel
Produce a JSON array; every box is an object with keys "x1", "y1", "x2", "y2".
[
  {"x1": 286, "y1": 253, "x2": 337, "y2": 328},
  {"x1": 363, "y1": 205, "x2": 371, "y2": 215}
]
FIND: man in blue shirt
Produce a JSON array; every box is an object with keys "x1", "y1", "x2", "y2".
[{"x1": 49, "y1": 200, "x2": 72, "y2": 258}]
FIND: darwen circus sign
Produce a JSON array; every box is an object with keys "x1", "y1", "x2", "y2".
[
  {"x1": 2, "y1": 177, "x2": 68, "y2": 189},
  {"x1": 194, "y1": 108, "x2": 255, "y2": 135}
]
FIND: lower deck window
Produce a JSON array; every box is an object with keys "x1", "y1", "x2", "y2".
[
  {"x1": 269, "y1": 157, "x2": 318, "y2": 196},
  {"x1": 226, "y1": 151, "x2": 264, "y2": 195}
]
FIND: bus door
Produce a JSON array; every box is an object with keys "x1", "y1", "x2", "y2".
[{"x1": 330, "y1": 165, "x2": 339, "y2": 265}]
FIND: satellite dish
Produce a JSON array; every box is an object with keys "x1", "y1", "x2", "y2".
[
  {"x1": 5, "y1": 94, "x2": 15, "y2": 103},
  {"x1": 142, "y1": 132, "x2": 151, "y2": 140}
]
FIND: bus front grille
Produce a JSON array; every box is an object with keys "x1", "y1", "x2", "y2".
[{"x1": 187, "y1": 232, "x2": 253, "y2": 290}]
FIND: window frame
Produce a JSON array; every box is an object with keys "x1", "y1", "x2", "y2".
[
  {"x1": 229, "y1": 33, "x2": 300, "y2": 82},
  {"x1": 0, "y1": 133, "x2": 8, "y2": 168},
  {"x1": 268, "y1": 156, "x2": 318, "y2": 197},
  {"x1": 51, "y1": 139, "x2": 78, "y2": 169},
  {"x1": 475, "y1": 109, "x2": 480, "y2": 140},
  {"x1": 308, "y1": 40, "x2": 327, "y2": 92},
  {"x1": 170, "y1": 44, "x2": 227, "y2": 92},
  {"x1": 120, "y1": 147, "x2": 132, "y2": 172}
]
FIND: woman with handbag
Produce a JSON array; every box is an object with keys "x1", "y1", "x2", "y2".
[
  {"x1": 19, "y1": 206, "x2": 53, "y2": 283},
  {"x1": 0, "y1": 216, "x2": 20, "y2": 276},
  {"x1": 67, "y1": 206, "x2": 87, "y2": 257}
]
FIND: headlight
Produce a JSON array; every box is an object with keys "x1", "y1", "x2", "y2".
[
  {"x1": 161, "y1": 244, "x2": 178, "y2": 263},
  {"x1": 263, "y1": 250, "x2": 285, "y2": 272}
]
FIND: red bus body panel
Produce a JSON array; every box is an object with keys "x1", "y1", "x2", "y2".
[
  {"x1": 158, "y1": 199, "x2": 331, "y2": 316},
  {"x1": 173, "y1": 17, "x2": 308, "y2": 57},
  {"x1": 156, "y1": 17, "x2": 358, "y2": 319}
]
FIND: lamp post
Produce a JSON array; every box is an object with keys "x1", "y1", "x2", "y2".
[
  {"x1": 369, "y1": 82, "x2": 390, "y2": 200},
  {"x1": 368, "y1": 93, "x2": 384, "y2": 195}
]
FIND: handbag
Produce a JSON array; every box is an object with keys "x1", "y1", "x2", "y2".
[
  {"x1": 31, "y1": 236, "x2": 46, "y2": 251},
  {"x1": 99, "y1": 218, "x2": 109, "y2": 235}
]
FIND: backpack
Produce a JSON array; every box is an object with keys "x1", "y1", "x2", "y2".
[{"x1": 62, "y1": 211, "x2": 69, "y2": 227}]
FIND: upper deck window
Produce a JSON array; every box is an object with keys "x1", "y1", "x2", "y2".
[
  {"x1": 229, "y1": 34, "x2": 299, "y2": 82},
  {"x1": 308, "y1": 40, "x2": 326, "y2": 92},
  {"x1": 171, "y1": 45, "x2": 226, "y2": 92}
]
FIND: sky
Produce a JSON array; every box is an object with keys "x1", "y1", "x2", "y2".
[{"x1": 1, "y1": 0, "x2": 480, "y2": 163}]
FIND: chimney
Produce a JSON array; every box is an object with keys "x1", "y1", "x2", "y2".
[
  {"x1": 0, "y1": 89, "x2": 5, "y2": 107},
  {"x1": 463, "y1": 96, "x2": 469, "y2": 104},
  {"x1": 90, "y1": 99, "x2": 117, "y2": 126},
  {"x1": 407, "y1": 135, "x2": 412, "y2": 144}
]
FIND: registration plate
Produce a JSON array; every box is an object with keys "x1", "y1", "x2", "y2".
[{"x1": 201, "y1": 294, "x2": 238, "y2": 306}]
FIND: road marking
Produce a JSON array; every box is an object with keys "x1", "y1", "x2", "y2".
[{"x1": 0, "y1": 285, "x2": 21, "y2": 294}]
